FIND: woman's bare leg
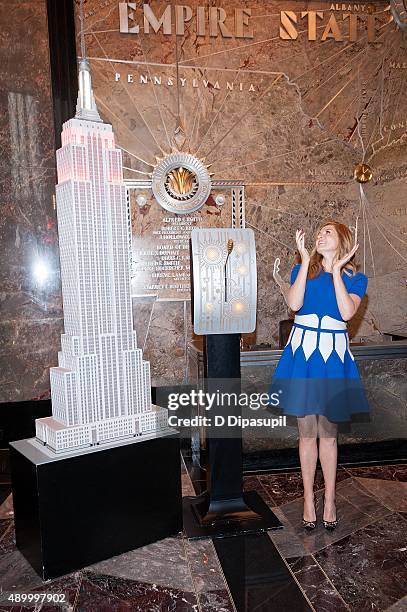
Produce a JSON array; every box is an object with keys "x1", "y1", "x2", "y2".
[
  {"x1": 317, "y1": 416, "x2": 338, "y2": 521},
  {"x1": 298, "y1": 415, "x2": 318, "y2": 522}
]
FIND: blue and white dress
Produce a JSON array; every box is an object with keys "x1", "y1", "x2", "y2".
[{"x1": 269, "y1": 264, "x2": 370, "y2": 422}]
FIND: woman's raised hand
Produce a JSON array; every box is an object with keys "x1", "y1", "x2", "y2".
[
  {"x1": 332, "y1": 243, "x2": 359, "y2": 272},
  {"x1": 295, "y1": 229, "x2": 310, "y2": 264}
]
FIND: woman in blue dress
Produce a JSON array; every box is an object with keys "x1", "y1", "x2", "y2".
[{"x1": 269, "y1": 220, "x2": 369, "y2": 531}]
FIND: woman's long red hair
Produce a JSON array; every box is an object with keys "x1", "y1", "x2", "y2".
[{"x1": 295, "y1": 220, "x2": 357, "y2": 280}]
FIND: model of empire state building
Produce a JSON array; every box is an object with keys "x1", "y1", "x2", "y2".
[{"x1": 35, "y1": 59, "x2": 168, "y2": 453}]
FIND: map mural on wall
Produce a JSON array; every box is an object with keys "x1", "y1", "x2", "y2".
[{"x1": 75, "y1": 0, "x2": 407, "y2": 385}]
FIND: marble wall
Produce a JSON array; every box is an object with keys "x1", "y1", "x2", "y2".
[
  {"x1": 0, "y1": 0, "x2": 62, "y2": 402},
  {"x1": 1, "y1": 1, "x2": 406, "y2": 400},
  {"x1": 77, "y1": 0, "x2": 407, "y2": 386}
]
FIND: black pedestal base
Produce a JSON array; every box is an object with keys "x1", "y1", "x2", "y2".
[
  {"x1": 182, "y1": 490, "x2": 283, "y2": 539},
  {"x1": 10, "y1": 432, "x2": 182, "y2": 580}
]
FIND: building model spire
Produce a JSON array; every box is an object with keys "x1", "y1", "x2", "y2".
[
  {"x1": 75, "y1": 0, "x2": 102, "y2": 122},
  {"x1": 76, "y1": 58, "x2": 102, "y2": 122}
]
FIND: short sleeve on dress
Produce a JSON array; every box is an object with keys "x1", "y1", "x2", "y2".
[
  {"x1": 348, "y1": 272, "x2": 368, "y2": 299},
  {"x1": 290, "y1": 264, "x2": 301, "y2": 285}
]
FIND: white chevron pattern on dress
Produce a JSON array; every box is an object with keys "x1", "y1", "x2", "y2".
[
  {"x1": 291, "y1": 327, "x2": 304, "y2": 354},
  {"x1": 335, "y1": 334, "x2": 347, "y2": 362},
  {"x1": 321, "y1": 315, "x2": 347, "y2": 330},
  {"x1": 319, "y1": 332, "x2": 334, "y2": 362},
  {"x1": 294, "y1": 313, "x2": 319, "y2": 328},
  {"x1": 285, "y1": 327, "x2": 294, "y2": 347},
  {"x1": 346, "y1": 335, "x2": 355, "y2": 361},
  {"x1": 288, "y1": 314, "x2": 355, "y2": 363},
  {"x1": 302, "y1": 329, "x2": 318, "y2": 360}
]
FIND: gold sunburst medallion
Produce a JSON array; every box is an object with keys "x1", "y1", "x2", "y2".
[
  {"x1": 151, "y1": 152, "x2": 211, "y2": 213},
  {"x1": 166, "y1": 167, "x2": 196, "y2": 196}
]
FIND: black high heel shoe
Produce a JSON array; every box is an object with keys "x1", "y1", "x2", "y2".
[
  {"x1": 322, "y1": 497, "x2": 338, "y2": 531},
  {"x1": 302, "y1": 494, "x2": 317, "y2": 530}
]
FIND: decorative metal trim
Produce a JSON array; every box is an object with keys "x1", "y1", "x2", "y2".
[
  {"x1": 124, "y1": 179, "x2": 246, "y2": 230},
  {"x1": 151, "y1": 152, "x2": 211, "y2": 213}
]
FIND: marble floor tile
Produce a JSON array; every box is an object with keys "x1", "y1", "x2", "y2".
[
  {"x1": 0, "y1": 519, "x2": 12, "y2": 541},
  {"x1": 182, "y1": 457, "x2": 206, "y2": 481},
  {"x1": 74, "y1": 575, "x2": 131, "y2": 612},
  {"x1": 13, "y1": 573, "x2": 83, "y2": 612},
  {"x1": 180, "y1": 453, "x2": 187, "y2": 474},
  {"x1": 385, "y1": 594, "x2": 407, "y2": 611},
  {"x1": 0, "y1": 522, "x2": 16, "y2": 555},
  {"x1": 315, "y1": 512, "x2": 407, "y2": 612},
  {"x1": 257, "y1": 471, "x2": 306, "y2": 506},
  {"x1": 86, "y1": 536, "x2": 193, "y2": 592},
  {"x1": 287, "y1": 555, "x2": 350, "y2": 612},
  {"x1": 345, "y1": 464, "x2": 407, "y2": 482},
  {"x1": 336, "y1": 478, "x2": 392, "y2": 521},
  {"x1": 197, "y1": 589, "x2": 235, "y2": 611},
  {"x1": 258, "y1": 468, "x2": 350, "y2": 506},
  {"x1": 0, "y1": 549, "x2": 45, "y2": 593},
  {"x1": 189, "y1": 478, "x2": 207, "y2": 496},
  {"x1": 181, "y1": 472, "x2": 196, "y2": 497},
  {"x1": 182, "y1": 456, "x2": 207, "y2": 496},
  {"x1": 182, "y1": 538, "x2": 228, "y2": 594},
  {"x1": 0, "y1": 494, "x2": 14, "y2": 520},
  {"x1": 243, "y1": 475, "x2": 274, "y2": 503},
  {"x1": 77, "y1": 571, "x2": 199, "y2": 611},
  {"x1": 267, "y1": 506, "x2": 307, "y2": 559},
  {"x1": 180, "y1": 453, "x2": 197, "y2": 496},
  {"x1": 355, "y1": 478, "x2": 407, "y2": 512},
  {"x1": 0, "y1": 485, "x2": 11, "y2": 507},
  {"x1": 280, "y1": 488, "x2": 376, "y2": 555}
]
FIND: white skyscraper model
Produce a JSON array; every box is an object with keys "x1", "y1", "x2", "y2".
[{"x1": 35, "y1": 56, "x2": 168, "y2": 453}]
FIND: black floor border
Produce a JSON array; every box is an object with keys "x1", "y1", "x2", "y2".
[
  {"x1": 213, "y1": 533, "x2": 312, "y2": 612},
  {"x1": 242, "y1": 439, "x2": 407, "y2": 472}
]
